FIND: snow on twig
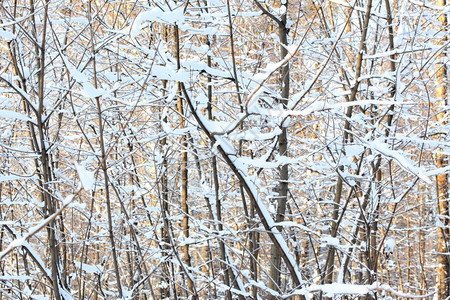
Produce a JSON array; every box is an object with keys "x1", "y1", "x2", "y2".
[
  {"x1": 0, "y1": 193, "x2": 78, "y2": 261},
  {"x1": 180, "y1": 82, "x2": 306, "y2": 289},
  {"x1": 288, "y1": 282, "x2": 436, "y2": 299}
]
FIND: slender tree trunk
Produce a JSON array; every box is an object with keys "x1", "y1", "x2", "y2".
[
  {"x1": 419, "y1": 205, "x2": 427, "y2": 294},
  {"x1": 160, "y1": 94, "x2": 172, "y2": 300},
  {"x1": 250, "y1": 198, "x2": 260, "y2": 298},
  {"x1": 206, "y1": 33, "x2": 219, "y2": 300},
  {"x1": 223, "y1": 2, "x2": 249, "y2": 298},
  {"x1": 436, "y1": 154, "x2": 449, "y2": 298},
  {"x1": 436, "y1": 0, "x2": 449, "y2": 297},
  {"x1": 88, "y1": 2, "x2": 123, "y2": 296},
  {"x1": 174, "y1": 24, "x2": 198, "y2": 299},
  {"x1": 34, "y1": 1, "x2": 65, "y2": 298},
  {"x1": 323, "y1": 0, "x2": 372, "y2": 286},
  {"x1": 268, "y1": 5, "x2": 291, "y2": 297},
  {"x1": 158, "y1": 23, "x2": 175, "y2": 299}
]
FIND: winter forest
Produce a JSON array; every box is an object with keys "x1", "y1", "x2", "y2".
[{"x1": 0, "y1": 0, "x2": 448, "y2": 298}]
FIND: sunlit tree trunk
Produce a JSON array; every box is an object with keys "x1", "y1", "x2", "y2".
[
  {"x1": 436, "y1": 0, "x2": 448, "y2": 291},
  {"x1": 202, "y1": 17, "x2": 219, "y2": 298},
  {"x1": 174, "y1": 24, "x2": 198, "y2": 299}
]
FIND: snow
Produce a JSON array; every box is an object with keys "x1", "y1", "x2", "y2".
[
  {"x1": 345, "y1": 145, "x2": 365, "y2": 157},
  {"x1": 368, "y1": 140, "x2": 432, "y2": 184},
  {"x1": 224, "y1": 247, "x2": 248, "y2": 296},
  {"x1": 69, "y1": 17, "x2": 89, "y2": 24},
  {"x1": 321, "y1": 235, "x2": 340, "y2": 247},
  {"x1": 130, "y1": 7, "x2": 185, "y2": 38},
  {"x1": 425, "y1": 164, "x2": 450, "y2": 177},
  {"x1": 211, "y1": 137, "x2": 234, "y2": 155},
  {"x1": 0, "y1": 1, "x2": 446, "y2": 298},
  {"x1": 60, "y1": 55, "x2": 87, "y2": 83},
  {"x1": 63, "y1": 195, "x2": 75, "y2": 205},
  {"x1": 318, "y1": 283, "x2": 370, "y2": 296},
  {"x1": 192, "y1": 95, "x2": 306, "y2": 287},
  {"x1": 384, "y1": 237, "x2": 395, "y2": 256},
  {"x1": 0, "y1": 75, "x2": 35, "y2": 110},
  {"x1": 229, "y1": 127, "x2": 282, "y2": 141},
  {"x1": 75, "y1": 163, "x2": 95, "y2": 191},
  {"x1": 182, "y1": 60, "x2": 232, "y2": 79},
  {"x1": 236, "y1": 157, "x2": 279, "y2": 169},
  {"x1": 244, "y1": 174, "x2": 305, "y2": 286},
  {"x1": 21, "y1": 240, "x2": 52, "y2": 279},
  {"x1": 144, "y1": 64, "x2": 197, "y2": 83},
  {"x1": 0, "y1": 275, "x2": 32, "y2": 281},
  {"x1": 81, "y1": 82, "x2": 106, "y2": 99},
  {"x1": 59, "y1": 52, "x2": 106, "y2": 98},
  {"x1": 0, "y1": 29, "x2": 15, "y2": 41},
  {"x1": 0, "y1": 174, "x2": 36, "y2": 183},
  {"x1": 67, "y1": 197, "x2": 86, "y2": 210},
  {"x1": 251, "y1": 99, "x2": 411, "y2": 119},
  {"x1": 273, "y1": 221, "x2": 319, "y2": 235},
  {"x1": 289, "y1": 282, "x2": 429, "y2": 298},
  {"x1": 329, "y1": 0, "x2": 387, "y2": 19},
  {"x1": 28, "y1": 296, "x2": 49, "y2": 300},
  {"x1": 74, "y1": 261, "x2": 104, "y2": 274}
]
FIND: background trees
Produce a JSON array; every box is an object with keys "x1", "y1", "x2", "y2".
[{"x1": 0, "y1": 0, "x2": 448, "y2": 298}]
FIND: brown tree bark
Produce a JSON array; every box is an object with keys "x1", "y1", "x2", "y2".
[
  {"x1": 174, "y1": 24, "x2": 198, "y2": 300},
  {"x1": 88, "y1": 1, "x2": 123, "y2": 296},
  {"x1": 323, "y1": 0, "x2": 372, "y2": 285},
  {"x1": 266, "y1": 2, "x2": 291, "y2": 298},
  {"x1": 436, "y1": 0, "x2": 449, "y2": 297}
]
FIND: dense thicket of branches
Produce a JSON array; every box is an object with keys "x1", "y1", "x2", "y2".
[{"x1": 0, "y1": 0, "x2": 448, "y2": 299}]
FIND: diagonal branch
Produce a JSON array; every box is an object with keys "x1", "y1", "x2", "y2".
[
  {"x1": 180, "y1": 82, "x2": 306, "y2": 291},
  {"x1": 253, "y1": 0, "x2": 283, "y2": 26}
]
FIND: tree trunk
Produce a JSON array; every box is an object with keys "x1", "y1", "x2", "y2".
[
  {"x1": 174, "y1": 25, "x2": 198, "y2": 300},
  {"x1": 267, "y1": 4, "x2": 291, "y2": 297},
  {"x1": 324, "y1": 0, "x2": 373, "y2": 285},
  {"x1": 436, "y1": 0, "x2": 449, "y2": 297},
  {"x1": 88, "y1": 1, "x2": 123, "y2": 296}
]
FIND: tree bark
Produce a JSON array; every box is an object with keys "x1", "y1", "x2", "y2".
[
  {"x1": 174, "y1": 24, "x2": 198, "y2": 300},
  {"x1": 88, "y1": 1, "x2": 123, "y2": 296},
  {"x1": 436, "y1": 0, "x2": 449, "y2": 297},
  {"x1": 324, "y1": 0, "x2": 373, "y2": 285}
]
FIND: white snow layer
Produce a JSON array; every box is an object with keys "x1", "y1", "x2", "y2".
[
  {"x1": 130, "y1": 7, "x2": 185, "y2": 38},
  {"x1": 74, "y1": 261, "x2": 104, "y2": 274},
  {"x1": 75, "y1": 163, "x2": 95, "y2": 191},
  {"x1": 369, "y1": 140, "x2": 432, "y2": 184},
  {"x1": 289, "y1": 282, "x2": 431, "y2": 298},
  {"x1": 0, "y1": 110, "x2": 32, "y2": 122},
  {"x1": 0, "y1": 29, "x2": 15, "y2": 41},
  {"x1": 384, "y1": 237, "x2": 395, "y2": 255}
]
